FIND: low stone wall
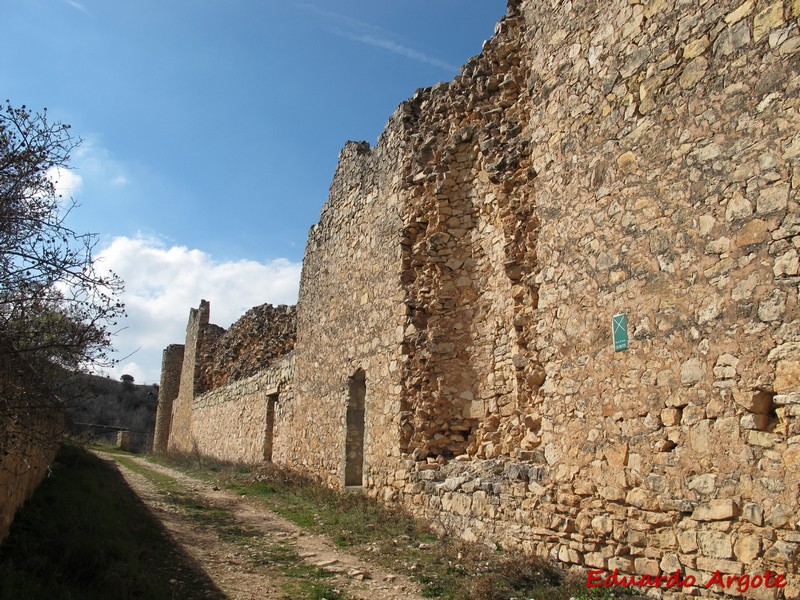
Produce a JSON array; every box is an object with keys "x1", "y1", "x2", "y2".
[
  {"x1": 190, "y1": 354, "x2": 295, "y2": 464},
  {"x1": 0, "y1": 408, "x2": 63, "y2": 543}
]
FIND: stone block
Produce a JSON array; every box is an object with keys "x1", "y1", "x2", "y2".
[
  {"x1": 764, "y1": 540, "x2": 798, "y2": 564},
  {"x1": 557, "y1": 544, "x2": 581, "y2": 564},
  {"x1": 742, "y1": 503, "x2": 765, "y2": 526},
  {"x1": 726, "y1": 194, "x2": 753, "y2": 221},
  {"x1": 584, "y1": 552, "x2": 606, "y2": 569},
  {"x1": 607, "y1": 556, "x2": 634, "y2": 572},
  {"x1": 766, "y1": 504, "x2": 793, "y2": 528},
  {"x1": 687, "y1": 473, "x2": 717, "y2": 494},
  {"x1": 773, "y1": 249, "x2": 799, "y2": 277},
  {"x1": 758, "y1": 290, "x2": 786, "y2": 322},
  {"x1": 591, "y1": 514, "x2": 614, "y2": 535},
  {"x1": 471, "y1": 490, "x2": 488, "y2": 515},
  {"x1": 660, "y1": 552, "x2": 682, "y2": 573},
  {"x1": 714, "y1": 20, "x2": 752, "y2": 56},
  {"x1": 725, "y1": 0, "x2": 754, "y2": 24},
  {"x1": 651, "y1": 530, "x2": 677, "y2": 549},
  {"x1": 757, "y1": 183, "x2": 789, "y2": 214},
  {"x1": 681, "y1": 358, "x2": 706, "y2": 386},
  {"x1": 442, "y1": 492, "x2": 472, "y2": 516},
  {"x1": 692, "y1": 499, "x2": 739, "y2": 521},
  {"x1": 753, "y1": 2, "x2": 784, "y2": 41},
  {"x1": 747, "y1": 430, "x2": 776, "y2": 447},
  {"x1": 687, "y1": 422, "x2": 716, "y2": 457},
  {"x1": 784, "y1": 445, "x2": 800, "y2": 472},
  {"x1": 774, "y1": 360, "x2": 800, "y2": 392},
  {"x1": 661, "y1": 408, "x2": 681, "y2": 426},
  {"x1": 626, "y1": 488, "x2": 659, "y2": 511},
  {"x1": 634, "y1": 557, "x2": 660, "y2": 576},
  {"x1": 679, "y1": 56, "x2": 708, "y2": 90},
  {"x1": 698, "y1": 530, "x2": 733, "y2": 558},
  {"x1": 683, "y1": 403, "x2": 706, "y2": 425},
  {"x1": 736, "y1": 219, "x2": 769, "y2": 247},
  {"x1": 696, "y1": 556, "x2": 743, "y2": 574},
  {"x1": 684, "y1": 36, "x2": 710, "y2": 59},
  {"x1": 734, "y1": 534, "x2": 761, "y2": 563},
  {"x1": 617, "y1": 151, "x2": 637, "y2": 173},
  {"x1": 603, "y1": 442, "x2": 628, "y2": 468}
]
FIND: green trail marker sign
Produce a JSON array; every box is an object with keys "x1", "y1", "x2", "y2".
[{"x1": 612, "y1": 313, "x2": 629, "y2": 351}]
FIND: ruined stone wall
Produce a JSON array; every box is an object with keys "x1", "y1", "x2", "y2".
[
  {"x1": 395, "y1": 8, "x2": 543, "y2": 461},
  {"x1": 378, "y1": 0, "x2": 800, "y2": 592},
  {"x1": 159, "y1": 300, "x2": 297, "y2": 461},
  {"x1": 160, "y1": 0, "x2": 800, "y2": 592},
  {"x1": 153, "y1": 344, "x2": 184, "y2": 453},
  {"x1": 167, "y1": 301, "x2": 209, "y2": 454},
  {"x1": 285, "y1": 139, "x2": 408, "y2": 487},
  {"x1": 284, "y1": 0, "x2": 800, "y2": 591},
  {"x1": 200, "y1": 303, "x2": 296, "y2": 391}
]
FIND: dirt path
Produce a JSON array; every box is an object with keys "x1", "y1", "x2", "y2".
[{"x1": 97, "y1": 452, "x2": 423, "y2": 600}]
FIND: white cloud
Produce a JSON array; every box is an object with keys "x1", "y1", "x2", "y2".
[
  {"x1": 338, "y1": 32, "x2": 457, "y2": 72},
  {"x1": 47, "y1": 166, "x2": 83, "y2": 198},
  {"x1": 72, "y1": 138, "x2": 130, "y2": 191},
  {"x1": 95, "y1": 235, "x2": 302, "y2": 384},
  {"x1": 64, "y1": 0, "x2": 91, "y2": 16},
  {"x1": 299, "y1": 4, "x2": 457, "y2": 73}
]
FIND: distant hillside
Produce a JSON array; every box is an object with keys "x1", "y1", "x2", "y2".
[{"x1": 63, "y1": 373, "x2": 159, "y2": 450}]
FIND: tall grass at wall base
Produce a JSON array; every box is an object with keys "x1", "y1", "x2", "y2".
[{"x1": 0, "y1": 444, "x2": 223, "y2": 599}]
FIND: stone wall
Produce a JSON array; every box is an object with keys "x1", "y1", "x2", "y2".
[
  {"x1": 153, "y1": 344, "x2": 184, "y2": 453},
  {"x1": 167, "y1": 301, "x2": 209, "y2": 454},
  {"x1": 190, "y1": 353, "x2": 294, "y2": 464},
  {"x1": 163, "y1": 300, "x2": 297, "y2": 457},
  {"x1": 0, "y1": 407, "x2": 63, "y2": 543},
  {"x1": 288, "y1": 0, "x2": 800, "y2": 590},
  {"x1": 160, "y1": 0, "x2": 800, "y2": 594},
  {"x1": 286, "y1": 138, "x2": 408, "y2": 487}
]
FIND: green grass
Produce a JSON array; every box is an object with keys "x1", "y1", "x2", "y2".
[
  {"x1": 153, "y1": 455, "x2": 648, "y2": 600},
  {"x1": 0, "y1": 444, "x2": 222, "y2": 599},
  {"x1": 83, "y1": 441, "x2": 137, "y2": 456}
]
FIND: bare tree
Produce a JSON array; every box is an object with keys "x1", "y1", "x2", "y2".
[{"x1": 0, "y1": 100, "x2": 125, "y2": 463}]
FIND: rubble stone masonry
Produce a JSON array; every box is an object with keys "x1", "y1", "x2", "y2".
[
  {"x1": 153, "y1": 344, "x2": 184, "y2": 454},
  {"x1": 0, "y1": 409, "x2": 62, "y2": 543},
  {"x1": 158, "y1": 0, "x2": 800, "y2": 595}
]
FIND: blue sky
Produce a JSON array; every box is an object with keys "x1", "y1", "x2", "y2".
[{"x1": 2, "y1": 0, "x2": 507, "y2": 383}]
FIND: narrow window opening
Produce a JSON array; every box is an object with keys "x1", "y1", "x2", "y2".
[
  {"x1": 264, "y1": 394, "x2": 278, "y2": 462},
  {"x1": 752, "y1": 390, "x2": 778, "y2": 432},
  {"x1": 345, "y1": 370, "x2": 366, "y2": 487}
]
